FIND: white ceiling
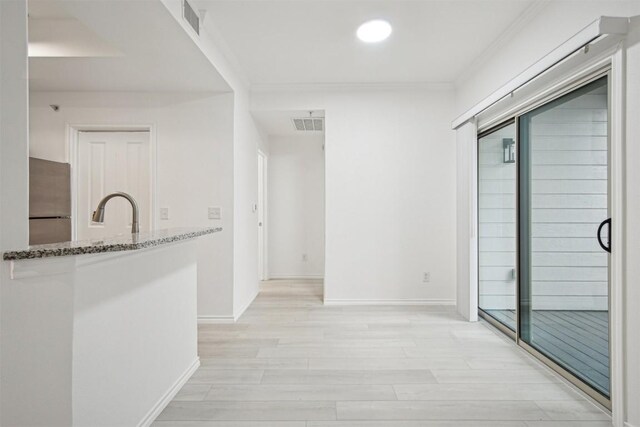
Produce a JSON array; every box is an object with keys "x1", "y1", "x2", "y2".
[
  {"x1": 252, "y1": 110, "x2": 326, "y2": 137},
  {"x1": 29, "y1": 17, "x2": 123, "y2": 58},
  {"x1": 195, "y1": 0, "x2": 536, "y2": 86},
  {"x1": 28, "y1": 0, "x2": 231, "y2": 92}
]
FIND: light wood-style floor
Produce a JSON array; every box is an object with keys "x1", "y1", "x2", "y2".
[{"x1": 154, "y1": 280, "x2": 611, "y2": 426}]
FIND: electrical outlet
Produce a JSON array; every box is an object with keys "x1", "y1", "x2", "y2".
[
  {"x1": 423, "y1": 272, "x2": 431, "y2": 283},
  {"x1": 208, "y1": 207, "x2": 221, "y2": 220},
  {"x1": 160, "y1": 207, "x2": 169, "y2": 220},
  {"x1": 302, "y1": 254, "x2": 308, "y2": 262}
]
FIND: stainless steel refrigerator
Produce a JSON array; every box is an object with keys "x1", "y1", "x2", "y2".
[{"x1": 29, "y1": 157, "x2": 72, "y2": 245}]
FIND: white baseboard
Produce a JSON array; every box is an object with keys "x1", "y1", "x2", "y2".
[
  {"x1": 198, "y1": 315, "x2": 235, "y2": 324},
  {"x1": 234, "y1": 289, "x2": 259, "y2": 321},
  {"x1": 267, "y1": 275, "x2": 324, "y2": 280},
  {"x1": 625, "y1": 422, "x2": 638, "y2": 427},
  {"x1": 323, "y1": 298, "x2": 456, "y2": 306},
  {"x1": 138, "y1": 357, "x2": 200, "y2": 427},
  {"x1": 197, "y1": 289, "x2": 259, "y2": 324}
]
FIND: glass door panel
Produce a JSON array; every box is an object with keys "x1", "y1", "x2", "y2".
[
  {"x1": 518, "y1": 76, "x2": 610, "y2": 398},
  {"x1": 478, "y1": 122, "x2": 517, "y2": 331}
]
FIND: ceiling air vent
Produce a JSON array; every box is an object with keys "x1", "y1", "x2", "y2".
[
  {"x1": 292, "y1": 116, "x2": 324, "y2": 132},
  {"x1": 183, "y1": 0, "x2": 200, "y2": 35}
]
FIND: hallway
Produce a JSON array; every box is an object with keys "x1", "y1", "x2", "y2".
[{"x1": 154, "y1": 280, "x2": 610, "y2": 425}]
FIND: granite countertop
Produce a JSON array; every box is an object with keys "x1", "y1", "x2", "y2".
[{"x1": 2, "y1": 227, "x2": 222, "y2": 261}]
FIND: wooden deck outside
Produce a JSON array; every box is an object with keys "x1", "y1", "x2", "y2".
[{"x1": 485, "y1": 309, "x2": 610, "y2": 397}]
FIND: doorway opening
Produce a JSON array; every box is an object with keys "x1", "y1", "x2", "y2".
[{"x1": 254, "y1": 110, "x2": 326, "y2": 303}]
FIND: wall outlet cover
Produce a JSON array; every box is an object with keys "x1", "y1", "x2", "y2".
[
  {"x1": 208, "y1": 207, "x2": 221, "y2": 220},
  {"x1": 160, "y1": 207, "x2": 169, "y2": 220},
  {"x1": 423, "y1": 272, "x2": 431, "y2": 283}
]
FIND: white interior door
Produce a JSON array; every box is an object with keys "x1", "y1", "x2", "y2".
[{"x1": 77, "y1": 131, "x2": 151, "y2": 240}]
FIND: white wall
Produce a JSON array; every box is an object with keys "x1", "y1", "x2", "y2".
[
  {"x1": 0, "y1": 1, "x2": 30, "y2": 422},
  {"x1": 268, "y1": 134, "x2": 325, "y2": 279},
  {"x1": 253, "y1": 86, "x2": 457, "y2": 304},
  {"x1": 0, "y1": 0, "x2": 29, "y2": 251},
  {"x1": 28, "y1": 91, "x2": 235, "y2": 318},
  {"x1": 160, "y1": 0, "x2": 267, "y2": 319},
  {"x1": 231, "y1": 93, "x2": 264, "y2": 316},
  {"x1": 455, "y1": 121, "x2": 477, "y2": 321},
  {"x1": 454, "y1": 3, "x2": 640, "y2": 425}
]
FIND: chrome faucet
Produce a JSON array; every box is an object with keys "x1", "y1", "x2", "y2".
[{"x1": 92, "y1": 192, "x2": 140, "y2": 234}]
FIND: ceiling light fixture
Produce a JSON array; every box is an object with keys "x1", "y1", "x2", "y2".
[{"x1": 357, "y1": 19, "x2": 392, "y2": 43}]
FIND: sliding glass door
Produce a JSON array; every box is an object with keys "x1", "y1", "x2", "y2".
[
  {"x1": 478, "y1": 75, "x2": 611, "y2": 404},
  {"x1": 518, "y1": 76, "x2": 610, "y2": 399}
]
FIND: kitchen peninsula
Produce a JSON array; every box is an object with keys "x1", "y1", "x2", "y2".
[{"x1": 1, "y1": 227, "x2": 221, "y2": 427}]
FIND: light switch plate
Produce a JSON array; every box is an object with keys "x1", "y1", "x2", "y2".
[
  {"x1": 160, "y1": 207, "x2": 169, "y2": 220},
  {"x1": 208, "y1": 207, "x2": 221, "y2": 220}
]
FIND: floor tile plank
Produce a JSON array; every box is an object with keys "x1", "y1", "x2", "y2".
[
  {"x1": 156, "y1": 401, "x2": 336, "y2": 421},
  {"x1": 336, "y1": 401, "x2": 549, "y2": 421},
  {"x1": 261, "y1": 369, "x2": 437, "y2": 385},
  {"x1": 203, "y1": 384, "x2": 396, "y2": 401},
  {"x1": 394, "y1": 383, "x2": 579, "y2": 401}
]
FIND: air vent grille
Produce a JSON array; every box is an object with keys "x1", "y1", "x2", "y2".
[
  {"x1": 293, "y1": 119, "x2": 305, "y2": 131},
  {"x1": 292, "y1": 117, "x2": 324, "y2": 132},
  {"x1": 183, "y1": 0, "x2": 200, "y2": 35}
]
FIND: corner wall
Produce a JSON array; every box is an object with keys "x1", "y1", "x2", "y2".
[
  {"x1": 161, "y1": 0, "x2": 268, "y2": 320},
  {"x1": 1, "y1": 1, "x2": 31, "y2": 424},
  {"x1": 231, "y1": 93, "x2": 264, "y2": 317}
]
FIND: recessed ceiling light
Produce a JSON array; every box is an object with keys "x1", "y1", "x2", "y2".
[{"x1": 357, "y1": 19, "x2": 392, "y2": 43}]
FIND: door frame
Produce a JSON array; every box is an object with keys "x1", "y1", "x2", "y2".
[
  {"x1": 257, "y1": 149, "x2": 269, "y2": 281},
  {"x1": 475, "y1": 47, "x2": 625, "y2": 417},
  {"x1": 67, "y1": 124, "x2": 157, "y2": 240}
]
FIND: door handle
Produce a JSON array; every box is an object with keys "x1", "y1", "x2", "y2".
[{"x1": 597, "y1": 218, "x2": 611, "y2": 253}]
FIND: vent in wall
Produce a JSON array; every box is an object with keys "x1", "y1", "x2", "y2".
[
  {"x1": 292, "y1": 117, "x2": 324, "y2": 132},
  {"x1": 183, "y1": 0, "x2": 200, "y2": 35}
]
